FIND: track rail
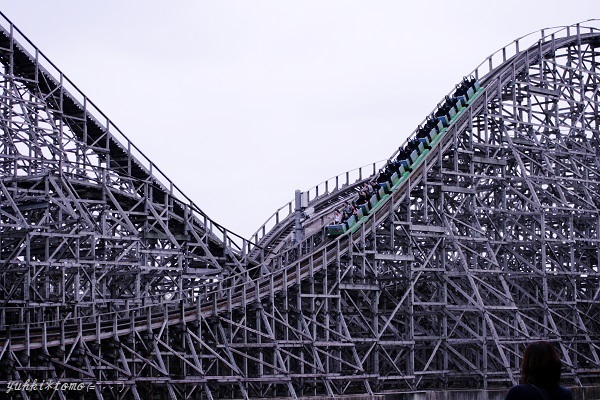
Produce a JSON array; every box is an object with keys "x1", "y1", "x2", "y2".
[
  {"x1": 0, "y1": 11, "x2": 246, "y2": 255},
  {"x1": 0, "y1": 18, "x2": 600, "y2": 398},
  {"x1": 4, "y1": 29, "x2": 598, "y2": 353}
]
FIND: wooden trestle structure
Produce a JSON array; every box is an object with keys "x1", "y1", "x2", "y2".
[{"x1": 1, "y1": 13, "x2": 600, "y2": 399}]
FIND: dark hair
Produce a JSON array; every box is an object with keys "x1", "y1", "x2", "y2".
[{"x1": 520, "y1": 341, "x2": 562, "y2": 387}]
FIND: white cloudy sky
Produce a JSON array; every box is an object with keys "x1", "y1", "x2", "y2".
[{"x1": 0, "y1": 1, "x2": 597, "y2": 240}]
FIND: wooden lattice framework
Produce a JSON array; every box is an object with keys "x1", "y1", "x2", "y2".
[{"x1": 1, "y1": 14, "x2": 599, "y2": 400}]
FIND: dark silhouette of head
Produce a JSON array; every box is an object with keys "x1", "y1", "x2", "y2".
[{"x1": 520, "y1": 341, "x2": 562, "y2": 387}]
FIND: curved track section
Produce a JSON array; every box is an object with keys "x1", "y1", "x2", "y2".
[{"x1": 1, "y1": 14, "x2": 600, "y2": 399}]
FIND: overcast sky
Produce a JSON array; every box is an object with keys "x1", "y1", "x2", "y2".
[{"x1": 0, "y1": 1, "x2": 597, "y2": 240}]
